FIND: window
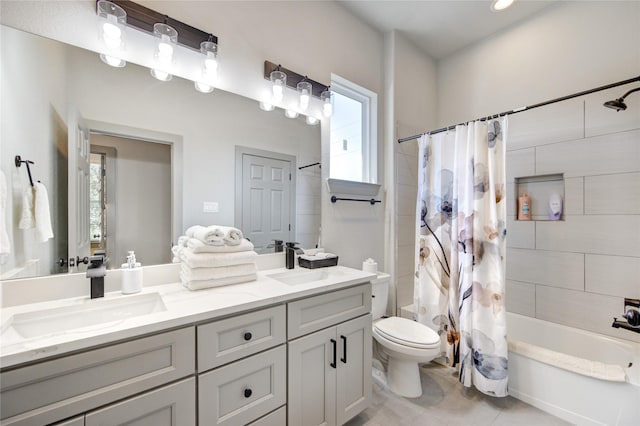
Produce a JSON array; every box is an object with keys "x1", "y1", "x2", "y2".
[{"x1": 329, "y1": 75, "x2": 378, "y2": 184}]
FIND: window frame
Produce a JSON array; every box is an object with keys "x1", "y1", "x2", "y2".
[{"x1": 329, "y1": 74, "x2": 378, "y2": 184}]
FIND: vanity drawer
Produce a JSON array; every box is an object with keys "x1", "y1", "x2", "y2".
[
  {"x1": 197, "y1": 305, "x2": 286, "y2": 371},
  {"x1": 0, "y1": 327, "x2": 195, "y2": 426},
  {"x1": 199, "y1": 345, "x2": 286, "y2": 426},
  {"x1": 287, "y1": 283, "x2": 371, "y2": 339},
  {"x1": 248, "y1": 406, "x2": 286, "y2": 426}
]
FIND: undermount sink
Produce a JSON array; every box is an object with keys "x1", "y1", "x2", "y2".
[
  {"x1": 4, "y1": 292, "x2": 167, "y2": 339},
  {"x1": 267, "y1": 268, "x2": 332, "y2": 285}
]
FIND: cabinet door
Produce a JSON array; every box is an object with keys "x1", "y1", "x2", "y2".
[
  {"x1": 85, "y1": 377, "x2": 195, "y2": 426},
  {"x1": 288, "y1": 327, "x2": 337, "y2": 426},
  {"x1": 336, "y1": 315, "x2": 372, "y2": 425}
]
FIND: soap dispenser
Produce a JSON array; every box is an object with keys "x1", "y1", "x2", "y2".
[{"x1": 121, "y1": 251, "x2": 143, "y2": 294}]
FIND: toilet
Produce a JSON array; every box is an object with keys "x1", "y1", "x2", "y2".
[{"x1": 371, "y1": 273, "x2": 440, "y2": 398}]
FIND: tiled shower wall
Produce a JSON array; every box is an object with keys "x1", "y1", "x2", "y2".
[
  {"x1": 506, "y1": 86, "x2": 640, "y2": 344},
  {"x1": 394, "y1": 85, "x2": 640, "y2": 345}
]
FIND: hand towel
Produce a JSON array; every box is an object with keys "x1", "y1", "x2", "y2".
[
  {"x1": 0, "y1": 171, "x2": 10, "y2": 257},
  {"x1": 18, "y1": 187, "x2": 35, "y2": 230},
  {"x1": 216, "y1": 225, "x2": 243, "y2": 246},
  {"x1": 181, "y1": 262, "x2": 256, "y2": 281},
  {"x1": 181, "y1": 272, "x2": 257, "y2": 291},
  {"x1": 34, "y1": 182, "x2": 53, "y2": 242},
  {"x1": 187, "y1": 238, "x2": 254, "y2": 254},
  {"x1": 180, "y1": 247, "x2": 258, "y2": 269},
  {"x1": 185, "y1": 225, "x2": 224, "y2": 246}
]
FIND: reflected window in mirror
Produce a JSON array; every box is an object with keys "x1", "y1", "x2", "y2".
[
  {"x1": 89, "y1": 152, "x2": 106, "y2": 253},
  {"x1": 329, "y1": 75, "x2": 378, "y2": 184}
]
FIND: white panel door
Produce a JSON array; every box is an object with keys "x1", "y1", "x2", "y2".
[
  {"x1": 67, "y1": 108, "x2": 91, "y2": 270},
  {"x1": 241, "y1": 154, "x2": 292, "y2": 253}
]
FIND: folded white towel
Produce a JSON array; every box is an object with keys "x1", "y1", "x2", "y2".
[
  {"x1": 18, "y1": 187, "x2": 35, "y2": 230},
  {"x1": 181, "y1": 263, "x2": 256, "y2": 281},
  {"x1": 299, "y1": 252, "x2": 337, "y2": 261},
  {"x1": 187, "y1": 238, "x2": 254, "y2": 253},
  {"x1": 0, "y1": 171, "x2": 10, "y2": 258},
  {"x1": 34, "y1": 182, "x2": 53, "y2": 242},
  {"x1": 180, "y1": 247, "x2": 258, "y2": 268},
  {"x1": 181, "y1": 272, "x2": 257, "y2": 290},
  {"x1": 185, "y1": 225, "x2": 244, "y2": 246}
]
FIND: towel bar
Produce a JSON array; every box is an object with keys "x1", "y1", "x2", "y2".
[{"x1": 330, "y1": 195, "x2": 381, "y2": 205}]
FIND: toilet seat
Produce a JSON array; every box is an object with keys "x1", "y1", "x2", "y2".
[{"x1": 374, "y1": 317, "x2": 440, "y2": 349}]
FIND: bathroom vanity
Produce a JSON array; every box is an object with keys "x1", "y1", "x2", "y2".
[{"x1": 0, "y1": 266, "x2": 374, "y2": 426}]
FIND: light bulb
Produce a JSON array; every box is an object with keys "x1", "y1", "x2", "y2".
[
  {"x1": 273, "y1": 82, "x2": 284, "y2": 102},
  {"x1": 259, "y1": 102, "x2": 275, "y2": 112},
  {"x1": 100, "y1": 54, "x2": 126, "y2": 68},
  {"x1": 321, "y1": 89, "x2": 332, "y2": 117},
  {"x1": 195, "y1": 81, "x2": 214, "y2": 93},
  {"x1": 297, "y1": 81, "x2": 312, "y2": 111},
  {"x1": 270, "y1": 69, "x2": 287, "y2": 103},
  {"x1": 306, "y1": 116, "x2": 319, "y2": 125},
  {"x1": 491, "y1": 0, "x2": 514, "y2": 11},
  {"x1": 205, "y1": 58, "x2": 218, "y2": 72},
  {"x1": 151, "y1": 69, "x2": 172, "y2": 81},
  {"x1": 285, "y1": 109, "x2": 299, "y2": 119},
  {"x1": 158, "y1": 40, "x2": 174, "y2": 61}
]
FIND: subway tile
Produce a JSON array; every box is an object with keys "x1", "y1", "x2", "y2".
[
  {"x1": 536, "y1": 285, "x2": 640, "y2": 343},
  {"x1": 508, "y1": 98, "x2": 584, "y2": 151},
  {"x1": 506, "y1": 148, "x2": 535, "y2": 182},
  {"x1": 584, "y1": 85, "x2": 640, "y2": 137},
  {"x1": 585, "y1": 254, "x2": 640, "y2": 298},
  {"x1": 564, "y1": 177, "x2": 584, "y2": 215},
  {"x1": 584, "y1": 172, "x2": 640, "y2": 215},
  {"x1": 506, "y1": 217, "x2": 535, "y2": 249},
  {"x1": 396, "y1": 183, "x2": 418, "y2": 216},
  {"x1": 536, "y1": 129, "x2": 640, "y2": 177},
  {"x1": 506, "y1": 248, "x2": 584, "y2": 290},
  {"x1": 506, "y1": 280, "x2": 535, "y2": 317},
  {"x1": 396, "y1": 152, "x2": 418, "y2": 186},
  {"x1": 536, "y1": 215, "x2": 640, "y2": 257}
]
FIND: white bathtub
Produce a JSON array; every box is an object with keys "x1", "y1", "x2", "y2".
[
  {"x1": 400, "y1": 305, "x2": 640, "y2": 425},
  {"x1": 507, "y1": 312, "x2": 640, "y2": 426}
]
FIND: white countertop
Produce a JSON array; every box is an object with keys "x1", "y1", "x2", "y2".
[{"x1": 0, "y1": 266, "x2": 376, "y2": 369}]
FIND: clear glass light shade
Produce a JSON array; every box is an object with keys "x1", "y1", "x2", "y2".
[
  {"x1": 297, "y1": 81, "x2": 312, "y2": 111},
  {"x1": 151, "y1": 69, "x2": 172, "y2": 81},
  {"x1": 100, "y1": 54, "x2": 126, "y2": 68},
  {"x1": 259, "y1": 102, "x2": 275, "y2": 112},
  {"x1": 321, "y1": 90, "x2": 332, "y2": 117},
  {"x1": 270, "y1": 70, "x2": 286, "y2": 102},
  {"x1": 153, "y1": 23, "x2": 177, "y2": 63},
  {"x1": 285, "y1": 109, "x2": 299, "y2": 119},
  {"x1": 97, "y1": 0, "x2": 126, "y2": 68},
  {"x1": 197, "y1": 41, "x2": 218, "y2": 90},
  {"x1": 306, "y1": 115, "x2": 319, "y2": 125}
]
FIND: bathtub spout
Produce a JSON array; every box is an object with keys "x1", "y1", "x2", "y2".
[{"x1": 612, "y1": 317, "x2": 640, "y2": 334}]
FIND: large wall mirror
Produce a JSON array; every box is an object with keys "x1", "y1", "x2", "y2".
[{"x1": 0, "y1": 24, "x2": 321, "y2": 280}]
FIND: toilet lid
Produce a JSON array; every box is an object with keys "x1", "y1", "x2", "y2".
[{"x1": 374, "y1": 317, "x2": 440, "y2": 349}]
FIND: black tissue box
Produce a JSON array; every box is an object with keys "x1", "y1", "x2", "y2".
[{"x1": 298, "y1": 256, "x2": 339, "y2": 269}]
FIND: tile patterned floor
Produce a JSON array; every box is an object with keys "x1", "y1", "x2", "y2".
[{"x1": 346, "y1": 364, "x2": 572, "y2": 426}]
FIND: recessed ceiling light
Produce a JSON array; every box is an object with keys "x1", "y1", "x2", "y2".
[{"x1": 491, "y1": 0, "x2": 515, "y2": 12}]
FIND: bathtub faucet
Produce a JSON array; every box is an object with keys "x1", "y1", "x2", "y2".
[{"x1": 611, "y1": 297, "x2": 640, "y2": 334}]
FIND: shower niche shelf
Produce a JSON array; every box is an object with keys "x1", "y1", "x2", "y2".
[{"x1": 514, "y1": 173, "x2": 565, "y2": 221}]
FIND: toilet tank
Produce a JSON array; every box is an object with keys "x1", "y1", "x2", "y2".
[{"x1": 370, "y1": 272, "x2": 390, "y2": 320}]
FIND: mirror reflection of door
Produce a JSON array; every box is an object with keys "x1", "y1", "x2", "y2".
[
  {"x1": 68, "y1": 110, "x2": 91, "y2": 272},
  {"x1": 237, "y1": 149, "x2": 295, "y2": 254},
  {"x1": 87, "y1": 133, "x2": 172, "y2": 269}
]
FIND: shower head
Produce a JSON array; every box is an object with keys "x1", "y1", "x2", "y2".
[{"x1": 603, "y1": 87, "x2": 640, "y2": 111}]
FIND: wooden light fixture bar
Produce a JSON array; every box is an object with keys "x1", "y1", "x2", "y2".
[
  {"x1": 104, "y1": 0, "x2": 218, "y2": 51},
  {"x1": 264, "y1": 61, "x2": 329, "y2": 99}
]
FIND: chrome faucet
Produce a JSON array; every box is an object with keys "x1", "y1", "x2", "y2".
[
  {"x1": 611, "y1": 298, "x2": 640, "y2": 334},
  {"x1": 285, "y1": 242, "x2": 303, "y2": 269},
  {"x1": 87, "y1": 253, "x2": 107, "y2": 299}
]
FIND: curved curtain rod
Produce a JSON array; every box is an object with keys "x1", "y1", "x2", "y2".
[{"x1": 397, "y1": 75, "x2": 640, "y2": 143}]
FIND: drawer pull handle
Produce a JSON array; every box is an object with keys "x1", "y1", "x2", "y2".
[
  {"x1": 244, "y1": 388, "x2": 253, "y2": 398},
  {"x1": 330, "y1": 338, "x2": 337, "y2": 368},
  {"x1": 340, "y1": 335, "x2": 347, "y2": 364},
  {"x1": 243, "y1": 332, "x2": 252, "y2": 341}
]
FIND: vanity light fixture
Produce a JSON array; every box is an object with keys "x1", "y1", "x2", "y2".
[
  {"x1": 297, "y1": 80, "x2": 312, "y2": 111},
  {"x1": 321, "y1": 89, "x2": 333, "y2": 117},
  {"x1": 151, "y1": 22, "x2": 177, "y2": 81},
  {"x1": 491, "y1": 0, "x2": 515, "y2": 11},
  {"x1": 270, "y1": 67, "x2": 287, "y2": 102},
  {"x1": 97, "y1": 0, "x2": 127, "y2": 68},
  {"x1": 194, "y1": 39, "x2": 218, "y2": 93}
]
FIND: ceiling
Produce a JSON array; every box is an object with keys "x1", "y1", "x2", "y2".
[{"x1": 337, "y1": 0, "x2": 558, "y2": 59}]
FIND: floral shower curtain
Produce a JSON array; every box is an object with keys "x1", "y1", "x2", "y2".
[{"x1": 414, "y1": 118, "x2": 508, "y2": 397}]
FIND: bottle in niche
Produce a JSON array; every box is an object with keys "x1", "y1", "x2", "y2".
[
  {"x1": 518, "y1": 193, "x2": 531, "y2": 221},
  {"x1": 548, "y1": 193, "x2": 563, "y2": 220}
]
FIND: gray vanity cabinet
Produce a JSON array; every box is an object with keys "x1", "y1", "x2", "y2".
[{"x1": 287, "y1": 284, "x2": 372, "y2": 426}]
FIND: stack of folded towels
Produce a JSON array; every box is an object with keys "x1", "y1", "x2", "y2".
[{"x1": 173, "y1": 225, "x2": 258, "y2": 290}]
